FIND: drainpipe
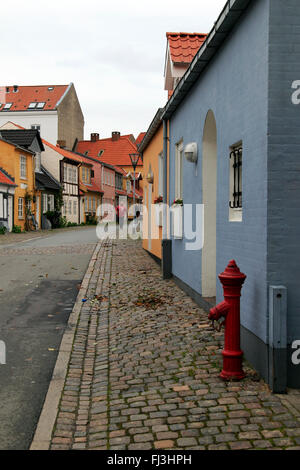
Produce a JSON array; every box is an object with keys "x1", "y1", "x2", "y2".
[{"x1": 162, "y1": 119, "x2": 172, "y2": 279}]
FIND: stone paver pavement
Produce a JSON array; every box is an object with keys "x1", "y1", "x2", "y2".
[{"x1": 47, "y1": 239, "x2": 300, "y2": 450}]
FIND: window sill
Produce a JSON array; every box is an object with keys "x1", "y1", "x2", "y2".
[{"x1": 229, "y1": 208, "x2": 243, "y2": 222}]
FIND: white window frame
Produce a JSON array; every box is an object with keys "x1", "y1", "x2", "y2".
[
  {"x1": 158, "y1": 152, "x2": 164, "y2": 197},
  {"x1": 175, "y1": 141, "x2": 183, "y2": 200},
  {"x1": 0, "y1": 194, "x2": 3, "y2": 219},
  {"x1": 43, "y1": 194, "x2": 48, "y2": 213},
  {"x1": 20, "y1": 155, "x2": 27, "y2": 179},
  {"x1": 229, "y1": 142, "x2": 243, "y2": 223},
  {"x1": 18, "y1": 197, "x2": 24, "y2": 219},
  {"x1": 48, "y1": 194, "x2": 54, "y2": 212}
]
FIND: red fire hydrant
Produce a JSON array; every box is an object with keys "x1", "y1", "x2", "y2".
[{"x1": 208, "y1": 260, "x2": 246, "y2": 381}]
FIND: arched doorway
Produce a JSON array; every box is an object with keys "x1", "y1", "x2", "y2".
[{"x1": 201, "y1": 110, "x2": 217, "y2": 298}]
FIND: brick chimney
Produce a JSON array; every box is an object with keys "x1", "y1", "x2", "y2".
[
  {"x1": 91, "y1": 133, "x2": 99, "y2": 142},
  {"x1": 112, "y1": 131, "x2": 120, "y2": 142}
]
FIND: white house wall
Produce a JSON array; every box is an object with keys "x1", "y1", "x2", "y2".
[{"x1": 0, "y1": 112, "x2": 58, "y2": 145}]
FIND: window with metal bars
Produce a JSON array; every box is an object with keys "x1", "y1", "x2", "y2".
[{"x1": 229, "y1": 146, "x2": 242, "y2": 209}]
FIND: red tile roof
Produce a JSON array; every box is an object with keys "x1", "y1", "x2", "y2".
[
  {"x1": 166, "y1": 32, "x2": 207, "y2": 65},
  {"x1": 80, "y1": 180, "x2": 103, "y2": 194},
  {"x1": 77, "y1": 135, "x2": 142, "y2": 168},
  {"x1": 115, "y1": 189, "x2": 127, "y2": 196},
  {"x1": 0, "y1": 85, "x2": 69, "y2": 112},
  {"x1": 0, "y1": 168, "x2": 16, "y2": 186},
  {"x1": 136, "y1": 132, "x2": 146, "y2": 145}
]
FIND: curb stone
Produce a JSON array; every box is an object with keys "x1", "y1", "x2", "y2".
[{"x1": 30, "y1": 241, "x2": 102, "y2": 450}]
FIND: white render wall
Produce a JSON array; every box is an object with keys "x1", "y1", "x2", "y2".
[
  {"x1": 0, "y1": 111, "x2": 58, "y2": 145},
  {"x1": 41, "y1": 144, "x2": 61, "y2": 181}
]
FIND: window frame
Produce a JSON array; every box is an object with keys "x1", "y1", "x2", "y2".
[
  {"x1": 18, "y1": 197, "x2": 24, "y2": 219},
  {"x1": 175, "y1": 141, "x2": 183, "y2": 200},
  {"x1": 229, "y1": 142, "x2": 243, "y2": 222},
  {"x1": 20, "y1": 155, "x2": 27, "y2": 179}
]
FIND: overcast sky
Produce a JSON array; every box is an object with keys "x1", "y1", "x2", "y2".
[{"x1": 1, "y1": 0, "x2": 226, "y2": 140}]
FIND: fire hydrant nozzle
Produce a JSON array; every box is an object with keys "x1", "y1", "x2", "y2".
[
  {"x1": 209, "y1": 301, "x2": 230, "y2": 332},
  {"x1": 208, "y1": 260, "x2": 246, "y2": 381}
]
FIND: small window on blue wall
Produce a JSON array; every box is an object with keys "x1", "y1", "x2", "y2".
[{"x1": 229, "y1": 143, "x2": 242, "y2": 222}]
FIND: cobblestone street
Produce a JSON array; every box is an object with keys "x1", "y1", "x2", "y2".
[{"x1": 47, "y1": 239, "x2": 300, "y2": 450}]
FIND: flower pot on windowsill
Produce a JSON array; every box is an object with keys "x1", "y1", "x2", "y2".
[{"x1": 172, "y1": 201, "x2": 183, "y2": 239}]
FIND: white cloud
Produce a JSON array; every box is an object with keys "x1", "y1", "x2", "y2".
[{"x1": 0, "y1": 0, "x2": 226, "y2": 139}]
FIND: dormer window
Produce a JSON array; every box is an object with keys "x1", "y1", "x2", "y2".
[
  {"x1": 98, "y1": 150, "x2": 104, "y2": 157},
  {"x1": 48, "y1": 87, "x2": 54, "y2": 91},
  {"x1": 28, "y1": 102, "x2": 45, "y2": 109},
  {"x1": 84, "y1": 151, "x2": 89, "y2": 156}
]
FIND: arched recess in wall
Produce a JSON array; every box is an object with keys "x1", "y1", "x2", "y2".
[{"x1": 201, "y1": 110, "x2": 217, "y2": 298}]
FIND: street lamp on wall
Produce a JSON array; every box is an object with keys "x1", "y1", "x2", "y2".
[{"x1": 129, "y1": 153, "x2": 141, "y2": 216}]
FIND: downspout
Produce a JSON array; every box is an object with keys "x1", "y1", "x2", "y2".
[{"x1": 162, "y1": 119, "x2": 172, "y2": 279}]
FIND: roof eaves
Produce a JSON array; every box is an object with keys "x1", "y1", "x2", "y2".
[
  {"x1": 0, "y1": 136, "x2": 35, "y2": 155},
  {"x1": 162, "y1": 0, "x2": 253, "y2": 120},
  {"x1": 138, "y1": 108, "x2": 164, "y2": 153},
  {"x1": 40, "y1": 165, "x2": 62, "y2": 188}
]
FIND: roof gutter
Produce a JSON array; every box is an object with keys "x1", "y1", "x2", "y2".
[
  {"x1": 162, "y1": 0, "x2": 252, "y2": 120},
  {"x1": 138, "y1": 108, "x2": 164, "y2": 153}
]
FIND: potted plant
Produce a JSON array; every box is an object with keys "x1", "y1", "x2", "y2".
[{"x1": 172, "y1": 198, "x2": 183, "y2": 206}]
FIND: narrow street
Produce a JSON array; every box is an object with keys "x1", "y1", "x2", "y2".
[
  {"x1": 0, "y1": 227, "x2": 98, "y2": 450},
  {"x1": 33, "y1": 238, "x2": 300, "y2": 451}
]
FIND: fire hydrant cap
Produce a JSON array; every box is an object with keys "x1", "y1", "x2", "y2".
[{"x1": 219, "y1": 260, "x2": 246, "y2": 281}]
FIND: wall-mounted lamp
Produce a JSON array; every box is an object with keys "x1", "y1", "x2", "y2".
[
  {"x1": 184, "y1": 142, "x2": 198, "y2": 163},
  {"x1": 146, "y1": 172, "x2": 154, "y2": 184}
]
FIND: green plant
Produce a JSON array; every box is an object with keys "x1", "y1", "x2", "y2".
[
  {"x1": 45, "y1": 210, "x2": 65, "y2": 228},
  {"x1": 54, "y1": 189, "x2": 64, "y2": 212},
  {"x1": 0, "y1": 226, "x2": 7, "y2": 235},
  {"x1": 85, "y1": 214, "x2": 98, "y2": 225},
  {"x1": 59, "y1": 216, "x2": 67, "y2": 228},
  {"x1": 172, "y1": 198, "x2": 183, "y2": 206},
  {"x1": 12, "y1": 225, "x2": 22, "y2": 233}
]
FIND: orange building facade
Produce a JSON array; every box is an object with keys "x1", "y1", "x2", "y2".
[
  {"x1": 0, "y1": 138, "x2": 36, "y2": 231},
  {"x1": 138, "y1": 110, "x2": 164, "y2": 261}
]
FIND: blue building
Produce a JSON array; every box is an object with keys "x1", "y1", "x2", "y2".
[{"x1": 161, "y1": 0, "x2": 300, "y2": 391}]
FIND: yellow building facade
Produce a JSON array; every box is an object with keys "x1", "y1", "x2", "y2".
[
  {"x1": 0, "y1": 139, "x2": 36, "y2": 231},
  {"x1": 139, "y1": 112, "x2": 164, "y2": 260}
]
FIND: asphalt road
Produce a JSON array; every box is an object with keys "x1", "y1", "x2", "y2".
[{"x1": 0, "y1": 227, "x2": 98, "y2": 450}]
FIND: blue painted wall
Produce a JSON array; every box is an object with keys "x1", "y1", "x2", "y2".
[
  {"x1": 169, "y1": 0, "x2": 270, "y2": 342},
  {"x1": 268, "y1": 0, "x2": 300, "y2": 346}
]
